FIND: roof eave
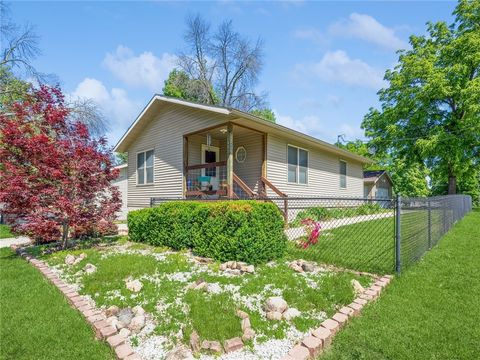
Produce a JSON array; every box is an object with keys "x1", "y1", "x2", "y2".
[{"x1": 230, "y1": 109, "x2": 373, "y2": 164}]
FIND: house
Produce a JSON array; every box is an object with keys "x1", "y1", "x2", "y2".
[
  {"x1": 363, "y1": 170, "x2": 393, "y2": 199},
  {"x1": 112, "y1": 163, "x2": 128, "y2": 220},
  {"x1": 113, "y1": 95, "x2": 371, "y2": 216}
]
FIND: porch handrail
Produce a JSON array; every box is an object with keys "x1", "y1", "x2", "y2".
[
  {"x1": 260, "y1": 176, "x2": 288, "y2": 224},
  {"x1": 260, "y1": 176, "x2": 288, "y2": 197},
  {"x1": 186, "y1": 161, "x2": 227, "y2": 171},
  {"x1": 233, "y1": 173, "x2": 257, "y2": 198}
]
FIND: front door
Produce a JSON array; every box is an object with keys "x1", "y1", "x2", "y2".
[{"x1": 201, "y1": 144, "x2": 220, "y2": 178}]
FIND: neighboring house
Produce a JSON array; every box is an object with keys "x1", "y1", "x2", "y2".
[
  {"x1": 363, "y1": 170, "x2": 394, "y2": 199},
  {"x1": 112, "y1": 163, "x2": 128, "y2": 220},
  {"x1": 113, "y1": 95, "x2": 371, "y2": 215}
]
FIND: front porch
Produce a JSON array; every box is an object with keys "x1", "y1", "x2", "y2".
[{"x1": 182, "y1": 122, "x2": 285, "y2": 200}]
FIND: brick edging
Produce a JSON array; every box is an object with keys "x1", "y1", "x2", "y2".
[
  {"x1": 282, "y1": 275, "x2": 393, "y2": 360},
  {"x1": 12, "y1": 246, "x2": 141, "y2": 360}
]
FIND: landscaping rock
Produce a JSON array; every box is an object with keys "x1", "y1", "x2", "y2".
[
  {"x1": 118, "y1": 308, "x2": 134, "y2": 325},
  {"x1": 283, "y1": 308, "x2": 301, "y2": 321},
  {"x1": 265, "y1": 297, "x2": 288, "y2": 313},
  {"x1": 188, "y1": 279, "x2": 208, "y2": 291},
  {"x1": 73, "y1": 253, "x2": 86, "y2": 265},
  {"x1": 83, "y1": 263, "x2": 97, "y2": 274},
  {"x1": 301, "y1": 262, "x2": 316, "y2": 272},
  {"x1": 201, "y1": 340, "x2": 222, "y2": 353},
  {"x1": 243, "y1": 265, "x2": 255, "y2": 273},
  {"x1": 224, "y1": 337, "x2": 244, "y2": 353},
  {"x1": 106, "y1": 305, "x2": 120, "y2": 317},
  {"x1": 236, "y1": 310, "x2": 249, "y2": 319},
  {"x1": 241, "y1": 317, "x2": 251, "y2": 331},
  {"x1": 220, "y1": 261, "x2": 255, "y2": 274},
  {"x1": 65, "y1": 254, "x2": 75, "y2": 265},
  {"x1": 128, "y1": 315, "x2": 145, "y2": 332},
  {"x1": 125, "y1": 279, "x2": 143, "y2": 293},
  {"x1": 288, "y1": 345, "x2": 310, "y2": 360},
  {"x1": 209, "y1": 341, "x2": 222, "y2": 353},
  {"x1": 242, "y1": 327, "x2": 256, "y2": 341},
  {"x1": 266, "y1": 311, "x2": 283, "y2": 321},
  {"x1": 302, "y1": 335, "x2": 322, "y2": 358},
  {"x1": 106, "y1": 316, "x2": 120, "y2": 328},
  {"x1": 165, "y1": 345, "x2": 194, "y2": 360},
  {"x1": 351, "y1": 279, "x2": 364, "y2": 294},
  {"x1": 132, "y1": 305, "x2": 145, "y2": 316},
  {"x1": 289, "y1": 262, "x2": 303, "y2": 272},
  {"x1": 119, "y1": 328, "x2": 131, "y2": 338},
  {"x1": 189, "y1": 331, "x2": 200, "y2": 352}
]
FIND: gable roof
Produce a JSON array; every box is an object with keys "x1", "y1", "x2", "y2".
[
  {"x1": 364, "y1": 170, "x2": 393, "y2": 184},
  {"x1": 113, "y1": 95, "x2": 372, "y2": 164}
]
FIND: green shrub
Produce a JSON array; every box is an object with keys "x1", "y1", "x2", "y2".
[
  {"x1": 356, "y1": 202, "x2": 382, "y2": 215},
  {"x1": 128, "y1": 201, "x2": 287, "y2": 264}
]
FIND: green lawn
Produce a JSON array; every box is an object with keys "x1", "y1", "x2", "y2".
[
  {"x1": 286, "y1": 217, "x2": 396, "y2": 274},
  {"x1": 0, "y1": 224, "x2": 14, "y2": 239},
  {"x1": 0, "y1": 248, "x2": 114, "y2": 360},
  {"x1": 321, "y1": 209, "x2": 480, "y2": 360}
]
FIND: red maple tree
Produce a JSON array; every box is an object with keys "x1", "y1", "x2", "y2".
[{"x1": 0, "y1": 85, "x2": 121, "y2": 248}]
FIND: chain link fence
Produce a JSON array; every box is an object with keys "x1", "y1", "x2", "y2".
[
  {"x1": 150, "y1": 194, "x2": 472, "y2": 275},
  {"x1": 397, "y1": 195, "x2": 472, "y2": 272}
]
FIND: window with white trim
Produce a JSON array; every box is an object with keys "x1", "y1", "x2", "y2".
[
  {"x1": 137, "y1": 149, "x2": 154, "y2": 185},
  {"x1": 339, "y1": 160, "x2": 347, "y2": 189},
  {"x1": 287, "y1": 145, "x2": 308, "y2": 184}
]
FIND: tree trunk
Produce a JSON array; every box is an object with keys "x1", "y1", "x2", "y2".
[
  {"x1": 61, "y1": 221, "x2": 69, "y2": 249},
  {"x1": 448, "y1": 174, "x2": 457, "y2": 195}
]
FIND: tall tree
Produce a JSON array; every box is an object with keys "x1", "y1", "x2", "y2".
[
  {"x1": 362, "y1": 0, "x2": 480, "y2": 195},
  {"x1": 162, "y1": 69, "x2": 217, "y2": 104},
  {"x1": 250, "y1": 108, "x2": 276, "y2": 123},
  {"x1": 177, "y1": 15, "x2": 266, "y2": 111},
  {"x1": 0, "y1": 85, "x2": 121, "y2": 247}
]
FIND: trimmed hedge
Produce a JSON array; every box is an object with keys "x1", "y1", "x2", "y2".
[{"x1": 127, "y1": 200, "x2": 287, "y2": 264}]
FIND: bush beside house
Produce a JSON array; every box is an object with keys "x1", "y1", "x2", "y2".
[{"x1": 128, "y1": 201, "x2": 287, "y2": 264}]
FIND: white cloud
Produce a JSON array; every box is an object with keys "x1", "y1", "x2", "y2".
[
  {"x1": 274, "y1": 110, "x2": 363, "y2": 143},
  {"x1": 329, "y1": 13, "x2": 408, "y2": 51},
  {"x1": 71, "y1": 78, "x2": 141, "y2": 144},
  {"x1": 293, "y1": 28, "x2": 326, "y2": 44},
  {"x1": 102, "y1": 45, "x2": 176, "y2": 91},
  {"x1": 294, "y1": 50, "x2": 385, "y2": 89}
]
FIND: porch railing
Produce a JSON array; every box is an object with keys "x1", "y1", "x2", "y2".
[
  {"x1": 185, "y1": 161, "x2": 227, "y2": 197},
  {"x1": 260, "y1": 176, "x2": 288, "y2": 222}
]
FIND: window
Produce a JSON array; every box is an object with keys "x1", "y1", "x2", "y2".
[
  {"x1": 137, "y1": 149, "x2": 154, "y2": 185},
  {"x1": 339, "y1": 160, "x2": 347, "y2": 189},
  {"x1": 287, "y1": 145, "x2": 308, "y2": 184}
]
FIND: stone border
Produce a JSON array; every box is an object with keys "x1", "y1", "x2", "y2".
[
  {"x1": 281, "y1": 275, "x2": 393, "y2": 360},
  {"x1": 12, "y1": 246, "x2": 141, "y2": 360}
]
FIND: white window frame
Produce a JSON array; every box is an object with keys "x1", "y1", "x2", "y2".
[
  {"x1": 136, "y1": 149, "x2": 155, "y2": 186},
  {"x1": 287, "y1": 144, "x2": 309, "y2": 185},
  {"x1": 339, "y1": 159, "x2": 347, "y2": 189}
]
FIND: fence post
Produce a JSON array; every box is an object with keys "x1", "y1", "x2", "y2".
[
  {"x1": 427, "y1": 199, "x2": 432, "y2": 249},
  {"x1": 395, "y1": 194, "x2": 402, "y2": 274}
]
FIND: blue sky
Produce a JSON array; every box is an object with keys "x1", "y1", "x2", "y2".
[{"x1": 10, "y1": 1, "x2": 456, "y2": 147}]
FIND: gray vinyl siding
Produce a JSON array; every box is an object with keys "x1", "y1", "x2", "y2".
[
  {"x1": 126, "y1": 104, "x2": 228, "y2": 209},
  {"x1": 233, "y1": 132, "x2": 263, "y2": 192},
  {"x1": 266, "y1": 134, "x2": 364, "y2": 197},
  {"x1": 112, "y1": 167, "x2": 128, "y2": 219},
  {"x1": 187, "y1": 134, "x2": 224, "y2": 165}
]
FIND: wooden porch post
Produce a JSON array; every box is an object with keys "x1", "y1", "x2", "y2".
[
  {"x1": 261, "y1": 133, "x2": 267, "y2": 197},
  {"x1": 227, "y1": 123, "x2": 234, "y2": 198},
  {"x1": 183, "y1": 136, "x2": 188, "y2": 199}
]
